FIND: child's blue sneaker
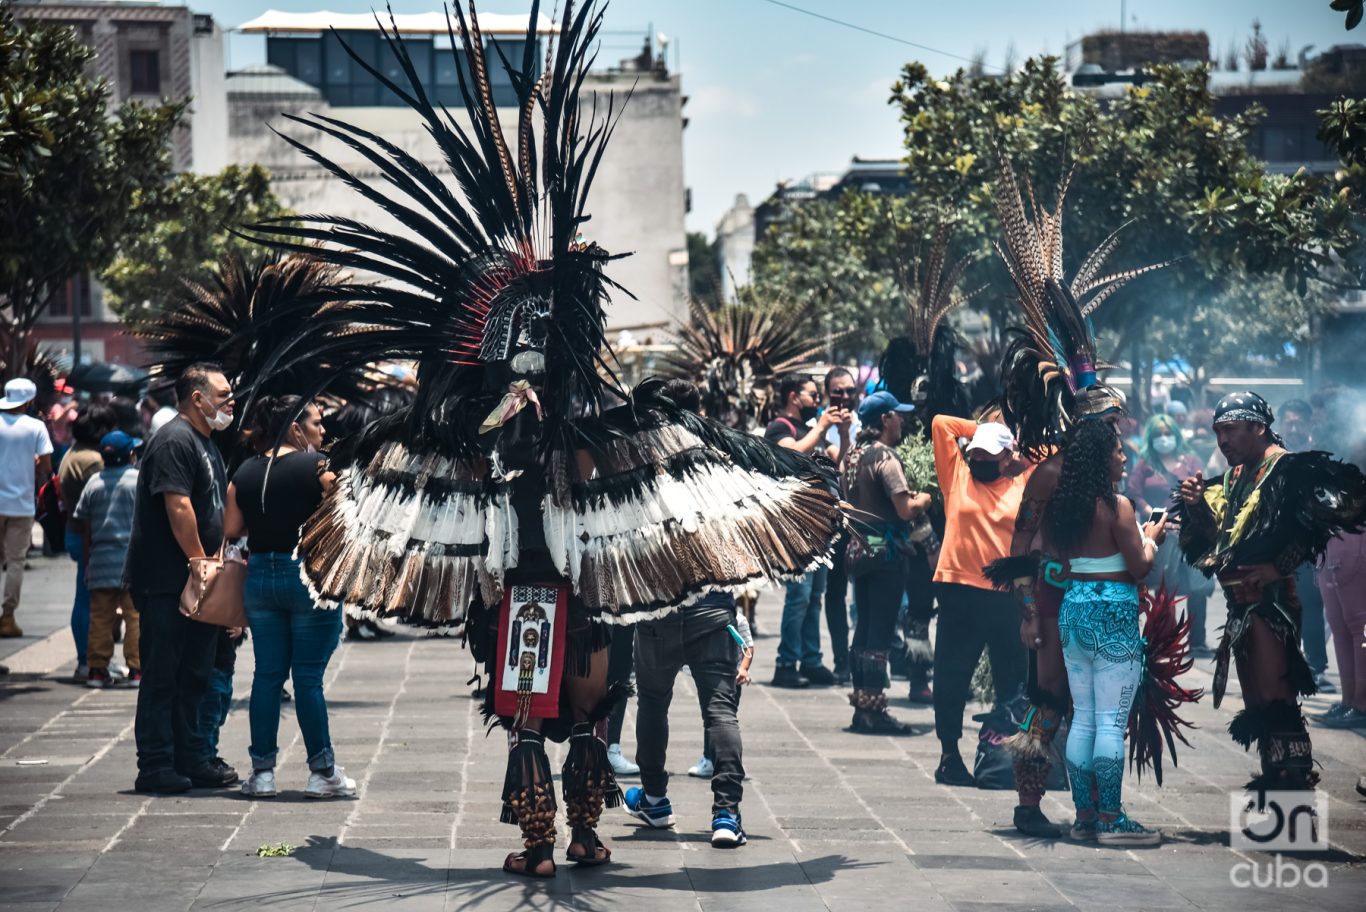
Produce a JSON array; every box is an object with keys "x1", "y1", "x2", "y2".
[
  {"x1": 711, "y1": 808, "x2": 747, "y2": 847},
  {"x1": 624, "y1": 787, "x2": 675, "y2": 828}
]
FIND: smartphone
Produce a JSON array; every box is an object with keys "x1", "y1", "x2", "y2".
[{"x1": 1147, "y1": 508, "x2": 1167, "y2": 524}]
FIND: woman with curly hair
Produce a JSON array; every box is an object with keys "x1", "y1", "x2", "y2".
[{"x1": 1047, "y1": 420, "x2": 1167, "y2": 846}]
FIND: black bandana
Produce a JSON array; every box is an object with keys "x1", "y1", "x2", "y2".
[{"x1": 1213, "y1": 391, "x2": 1274, "y2": 428}]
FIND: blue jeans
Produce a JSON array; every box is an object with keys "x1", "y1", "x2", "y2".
[
  {"x1": 199, "y1": 667, "x2": 234, "y2": 759},
  {"x1": 777, "y1": 567, "x2": 827, "y2": 668},
  {"x1": 1060, "y1": 581, "x2": 1143, "y2": 816},
  {"x1": 66, "y1": 531, "x2": 89, "y2": 666},
  {"x1": 245, "y1": 553, "x2": 342, "y2": 772}
]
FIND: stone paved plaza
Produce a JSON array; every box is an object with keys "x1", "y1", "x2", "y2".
[{"x1": 1, "y1": 556, "x2": 1363, "y2": 911}]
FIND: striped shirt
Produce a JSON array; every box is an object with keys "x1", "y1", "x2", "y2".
[{"x1": 73, "y1": 466, "x2": 139, "y2": 590}]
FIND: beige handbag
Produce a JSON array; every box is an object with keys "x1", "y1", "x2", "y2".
[{"x1": 179, "y1": 541, "x2": 248, "y2": 628}]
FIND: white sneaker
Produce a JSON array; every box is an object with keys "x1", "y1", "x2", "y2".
[
  {"x1": 304, "y1": 765, "x2": 357, "y2": 798},
  {"x1": 241, "y1": 769, "x2": 277, "y2": 798},
  {"x1": 688, "y1": 756, "x2": 714, "y2": 778},
  {"x1": 607, "y1": 744, "x2": 640, "y2": 776}
]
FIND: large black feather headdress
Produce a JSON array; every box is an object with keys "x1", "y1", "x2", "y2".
[
  {"x1": 993, "y1": 155, "x2": 1169, "y2": 458},
  {"x1": 131, "y1": 249, "x2": 373, "y2": 400},
  {"x1": 242, "y1": 0, "x2": 629, "y2": 459},
  {"x1": 878, "y1": 221, "x2": 981, "y2": 429},
  {"x1": 665, "y1": 296, "x2": 837, "y2": 431}
]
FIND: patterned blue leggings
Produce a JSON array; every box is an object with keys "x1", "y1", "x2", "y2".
[{"x1": 1059, "y1": 580, "x2": 1143, "y2": 816}]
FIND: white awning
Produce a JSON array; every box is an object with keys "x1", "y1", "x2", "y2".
[{"x1": 235, "y1": 9, "x2": 556, "y2": 36}]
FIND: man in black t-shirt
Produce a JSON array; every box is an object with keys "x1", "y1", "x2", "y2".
[{"x1": 129, "y1": 363, "x2": 238, "y2": 795}]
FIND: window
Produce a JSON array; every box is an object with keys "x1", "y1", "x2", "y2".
[
  {"x1": 295, "y1": 40, "x2": 322, "y2": 86},
  {"x1": 47, "y1": 274, "x2": 92, "y2": 319},
  {"x1": 129, "y1": 49, "x2": 161, "y2": 95}
]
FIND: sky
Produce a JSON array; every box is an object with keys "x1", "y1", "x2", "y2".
[{"x1": 199, "y1": 0, "x2": 1355, "y2": 234}]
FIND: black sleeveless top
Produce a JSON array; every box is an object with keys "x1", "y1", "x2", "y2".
[{"x1": 231, "y1": 451, "x2": 326, "y2": 554}]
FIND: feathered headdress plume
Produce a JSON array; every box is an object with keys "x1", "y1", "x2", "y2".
[
  {"x1": 241, "y1": 0, "x2": 631, "y2": 460},
  {"x1": 665, "y1": 296, "x2": 838, "y2": 430},
  {"x1": 131, "y1": 249, "x2": 372, "y2": 401},
  {"x1": 878, "y1": 221, "x2": 982, "y2": 425},
  {"x1": 993, "y1": 154, "x2": 1169, "y2": 457}
]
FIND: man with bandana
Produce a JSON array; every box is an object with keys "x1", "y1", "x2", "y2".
[{"x1": 1175, "y1": 391, "x2": 1366, "y2": 794}]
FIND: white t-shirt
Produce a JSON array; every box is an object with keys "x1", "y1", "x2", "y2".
[{"x1": 0, "y1": 412, "x2": 53, "y2": 517}]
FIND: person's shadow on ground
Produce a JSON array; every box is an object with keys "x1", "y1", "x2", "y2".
[{"x1": 197, "y1": 835, "x2": 869, "y2": 910}]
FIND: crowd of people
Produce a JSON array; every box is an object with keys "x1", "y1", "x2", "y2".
[{"x1": 3, "y1": 0, "x2": 1365, "y2": 884}]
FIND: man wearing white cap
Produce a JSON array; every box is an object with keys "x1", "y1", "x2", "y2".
[{"x1": 0, "y1": 378, "x2": 54, "y2": 638}]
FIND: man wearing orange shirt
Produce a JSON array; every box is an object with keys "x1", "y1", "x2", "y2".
[{"x1": 930, "y1": 414, "x2": 1032, "y2": 786}]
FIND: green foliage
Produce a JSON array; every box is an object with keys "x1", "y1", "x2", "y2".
[
  {"x1": 894, "y1": 433, "x2": 939, "y2": 497},
  {"x1": 256, "y1": 842, "x2": 296, "y2": 857},
  {"x1": 752, "y1": 55, "x2": 1357, "y2": 411},
  {"x1": 751, "y1": 192, "x2": 923, "y2": 362},
  {"x1": 101, "y1": 165, "x2": 288, "y2": 320},
  {"x1": 0, "y1": 12, "x2": 184, "y2": 374},
  {"x1": 1315, "y1": 97, "x2": 1366, "y2": 291},
  {"x1": 686, "y1": 231, "x2": 722, "y2": 308}
]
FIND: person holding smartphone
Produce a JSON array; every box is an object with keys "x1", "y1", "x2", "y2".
[
  {"x1": 1175, "y1": 392, "x2": 1366, "y2": 797},
  {"x1": 1126, "y1": 415, "x2": 1214, "y2": 656}
]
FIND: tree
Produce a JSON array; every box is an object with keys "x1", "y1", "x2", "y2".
[
  {"x1": 685, "y1": 231, "x2": 722, "y2": 308},
  {"x1": 0, "y1": 13, "x2": 184, "y2": 376},
  {"x1": 101, "y1": 165, "x2": 288, "y2": 320},
  {"x1": 753, "y1": 56, "x2": 1351, "y2": 415}
]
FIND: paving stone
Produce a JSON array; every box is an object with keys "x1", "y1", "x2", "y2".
[{"x1": 1, "y1": 585, "x2": 1362, "y2": 911}]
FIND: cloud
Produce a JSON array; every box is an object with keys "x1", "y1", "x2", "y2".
[{"x1": 687, "y1": 85, "x2": 761, "y2": 119}]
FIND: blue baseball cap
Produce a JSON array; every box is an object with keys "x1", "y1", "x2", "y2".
[
  {"x1": 857, "y1": 390, "x2": 915, "y2": 424},
  {"x1": 99, "y1": 430, "x2": 143, "y2": 462}
]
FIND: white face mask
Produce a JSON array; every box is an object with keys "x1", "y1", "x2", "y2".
[
  {"x1": 199, "y1": 396, "x2": 234, "y2": 432},
  {"x1": 1152, "y1": 434, "x2": 1178, "y2": 455}
]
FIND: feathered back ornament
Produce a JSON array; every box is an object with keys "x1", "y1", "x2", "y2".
[
  {"x1": 878, "y1": 222, "x2": 981, "y2": 426},
  {"x1": 131, "y1": 249, "x2": 369, "y2": 401},
  {"x1": 241, "y1": 0, "x2": 630, "y2": 459},
  {"x1": 665, "y1": 296, "x2": 837, "y2": 430},
  {"x1": 992, "y1": 155, "x2": 1169, "y2": 458}
]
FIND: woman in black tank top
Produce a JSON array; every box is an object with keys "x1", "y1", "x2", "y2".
[{"x1": 222, "y1": 396, "x2": 352, "y2": 799}]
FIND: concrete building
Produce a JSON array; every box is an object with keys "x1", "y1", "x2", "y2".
[
  {"x1": 714, "y1": 194, "x2": 755, "y2": 302},
  {"x1": 15, "y1": 1, "x2": 228, "y2": 366},
  {"x1": 712, "y1": 157, "x2": 908, "y2": 300},
  {"x1": 228, "y1": 10, "x2": 689, "y2": 332}
]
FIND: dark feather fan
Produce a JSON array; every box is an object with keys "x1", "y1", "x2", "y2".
[
  {"x1": 240, "y1": 0, "x2": 631, "y2": 461},
  {"x1": 1127, "y1": 584, "x2": 1201, "y2": 786},
  {"x1": 992, "y1": 154, "x2": 1170, "y2": 457},
  {"x1": 878, "y1": 221, "x2": 981, "y2": 429},
  {"x1": 130, "y1": 249, "x2": 380, "y2": 403},
  {"x1": 0, "y1": 331, "x2": 64, "y2": 408},
  {"x1": 664, "y1": 296, "x2": 839, "y2": 430}
]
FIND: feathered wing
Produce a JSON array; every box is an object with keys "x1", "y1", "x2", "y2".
[
  {"x1": 1128, "y1": 585, "x2": 1202, "y2": 786},
  {"x1": 299, "y1": 381, "x2": 843, "y2": 624}
]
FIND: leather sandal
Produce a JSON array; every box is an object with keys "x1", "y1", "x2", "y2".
[
  {"x1": 502, "y1": 843, "x2": 556, "y2": 878},
  {"x1": 566, "y1": 828, "x2": 612, "y2": 866}
]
